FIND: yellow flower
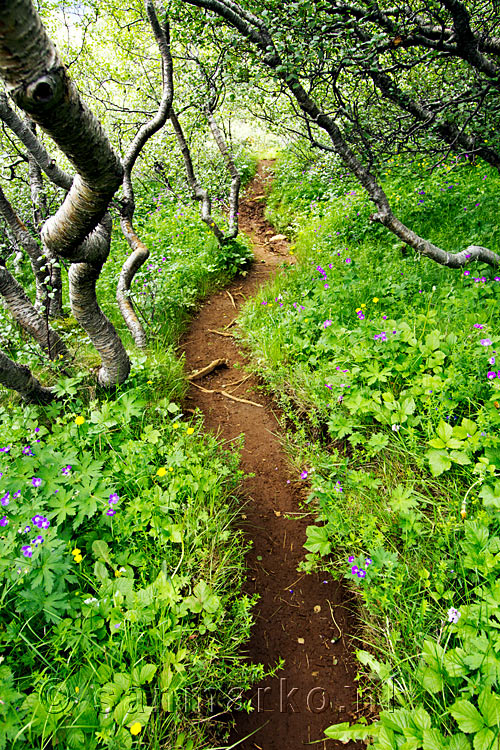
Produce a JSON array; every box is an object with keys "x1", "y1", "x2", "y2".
[
  {"x1": 157, "y1": 467, "x2": 167, "y2": 477},
  {"x1": 361, "y1": 304, "x2": 366, "y2": 308},
  {"x1": 186, "y1": 427, "x2": 194, "y2": 435},
  {"x1": 173, "y1": 422, "x2": 180, "y2": 429},
  {"x1": 372, "y1": 297, "x2": 379, "y2": 303},
  {"x1": 75, "y1": 415, "x2": 85, "y2": 426},
  {"x1": 75, "y1": 686, "x2": 79, "y2": 694},
  {"x1": 130, "y1": 722, "x2": 142, "y2": 736},
  {"x1": 72, "y1": 548, "x2": 81, "y2": 556},
  {"x1": 115, "y1": 567, "x2": 126, "y2": 577},
  {"x1": 169, "y1": 467, "x2": 173, "y2": 472},
  {"x1": 147, "y1": 380, "x2": 152, "y2": 385},
  {"x1": 355, "y1": 307, "x2": 361, "y2": 312},
  {"x1": 74, "y1": 554, "x2": 83, "y2": 563}
]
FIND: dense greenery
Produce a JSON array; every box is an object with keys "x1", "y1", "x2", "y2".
[{"x1": 238, "y1": 147, "x2": 500, "y2": 748}]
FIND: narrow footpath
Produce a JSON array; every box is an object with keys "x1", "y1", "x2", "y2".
[{"x1": 179, "y1": 162, "x2": 366, "y2": 750}]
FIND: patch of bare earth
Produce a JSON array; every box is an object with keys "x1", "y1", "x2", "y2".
[{"x1": 178, "y1": 161, "x2": 368, "y2": 749}]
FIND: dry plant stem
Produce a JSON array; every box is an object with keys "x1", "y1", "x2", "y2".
[
  {"x1": 0, "y1": 265, "x2": 68, "y2": 360},
  {"x1": 207, "y1": 328, "x2": 233, "y2": 337},
  {"x1": 0, "y1": 0, "x2": 123, "y2": 259},
  {"x1": 182, "y1": 0, "x2": 500, "y2": 268},
  {"x1": 0, "y1": 348, "x2": 53, "y2": 403},
  {"x1": 117, "y1": 1, "x2": 174, "y2": 348},
  {"x1": 69, "y1": 216, "x2": 130, "y2": 386}
]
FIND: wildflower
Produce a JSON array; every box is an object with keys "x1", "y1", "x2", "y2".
[
  {"x1": 13, "y1": 491, "x2": 20, "y2": 499},
  {"x1": 72, "y1": 548, "x2": 81, "y2": 556},
  {"x1": 186, "y1": 427, "x2": 194, "y2": 435},
  {"x1": 62, "y1": 465, "x2": 72, "y2": 476},
  {"x1": 392, "y1": 424, "x2": 401, "y2": 432},
  {"x1": 75, "y1": 415, "x2": 85, "y2": 426},
  {"x1": 487, "y1": 371, "x2": 497, "y2": 379},
  {"x1": 1, "y1": 492, "x2": 9, "y2": 506},
  {"x1": 348, "y1": 556, "x2": 355, "y2": 563},
  {"x1": 130, "y1": 722, "x2": 142, "y2": 736},
  {"x1": 106, "y1": 509, "x2": 116, "y2": 517},
  {"x1": 0, "y1": 516, "x2": 8, "y2": 527},
  {"x1": 323, "y1": 320, "x2": 333, "y2": 328},
  {"x1": 335, "y1": 482, "x2": 343, "y2": 493},
  {"x1": 22, "y1": 446, "x2": 33, "y2": 455},
  {"x1": 489, "y1": 357, "x2": 496, "y2": 365},
  {"x1": 365, "y1": 558, "x2": 372, "y2": 565},
  {"x1": 73, "y1": 554, "x2": 83, "y2": 563},
  {"x1": 301, "y1": 470, "x2": 308, "y2": 479},
  {"x1": 173, "y1": 422, "x2": 180, "y2": 429},
  {"x1": 480, "y1": 339, "x2": 492, "y2": 346},
  {"x1": 115, "y1": 567, "x2": 126, "y2": 577},
  {"x1": 345, "y1": 258, "x2": 351, "y2": 263},
  {"x1": 447, "y1": 607, "x2": 461, "y2": 624},
  {"x1": 32, "y1": 535, "x2": 44, "y2": 546},
  {"x1": 109, "y1": 493, "x2": 119, "y2": 504},
  {"x1": 23, "y1": 525, "x2": 30, "y2": 533},
  {"x1": 40, "y1": 518, "x2": 50, "y2": 529},
  {"x1": 372, "y1": 297, "x2": 379, "y2": 303},
  {"x1": 351, "y1": 565, "x2": 359, "y2": 575},
  {"x1": 84, "y1": 597, "x2": 98, "y2": 605},
  {"x1": 21, "y1": 545, "x2": 33, "y2": 558},
  {"x1": 31, "y1": 477, "x2": 42, "y2": 488},
  {"x1": 147, "y1": 380, "x2": 152, "y2": 384},
  {"x1": 473, "y1": 324, "x2": 484, "y2": 329},
  {"x1": 157, "y1": 467, "x2": 167, "y2": 477},
  {"x1": 357, "y1": 569, "x2": 366, "y2": 578}
]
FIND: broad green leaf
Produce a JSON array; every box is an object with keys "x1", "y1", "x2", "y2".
[
  {"x1": 436, "y1": 420, "x2": 453, "y2": 443},
  {"x1": 478, "y1": 688, "x2": 500, "y2": 727},
  {"x1": 479, "y1": 483, "x2": 500, "y2": 510},
  {"x1": 304, "y1": 525, "x2": 332, "y2": 555},
  {"x1": 445, "y1": 648, "x2": 468, "y2": 679},
  {"x1": 473, "y1": 727, "x2": 498, "y2": 750},
  {"x1": 426, "y1": 449, "x2": 452, "y2": 476},
  {"x1": 423, "y1": 727, "x2": 446, "y2": 750},
  {"x1": 448, "y1": 735, "x2": 471, "y2": 750},
  {"x1": 92, "y1": 539, "x2": 113, "y2": 565},
  {"x1": 139, "y1": 664, "x2": 157, "y2": 684},
  {"x1": 451, "y1": 699, "x2": 485, "y2": 733},
  {"x1": 412, "y1": 708, "x2": 432, "y2": 731},
  {"x1": 324, "y1": 720, "x2": 374, "y2": 741}
]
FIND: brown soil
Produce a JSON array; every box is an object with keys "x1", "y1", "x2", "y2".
[{"x1": 178, "y1": 161, "x2": 367, "y2": 749}]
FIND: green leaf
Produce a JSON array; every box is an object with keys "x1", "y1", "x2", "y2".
[
  {"x1": 139, "y1": 664, "x2": 157, "y2": 684},
  {"x1": 473, "y1": 727, "x2": 498, "y2": 750},
  {"x1": 422, "y1": 727, "x2": 446, "y2": 750},
  {"x1": 92, "y1": 539, "x2": 113, "y2": 565},
  {"x1": 436, "y1": 420, "x2": 453, "y2": 443},
  {"x1": 448, "y1": 735, "x2": 471, "y2": 750},
  {"x1": 324, "y1": 719, "x2": 374, "y2": 741},
  {"x1": 451, "y1": 700, "x2": 485, "y2": 733},
  {"x1": 426, "y1": 449, "x2": 452, "y2": 476},
  {"x1": 479, "y1": 483, "x2": 500, "y2": 510},
  {"x1": 304, "y1": 525, "x2": 332, "y2": 555},
  {"x1": 478, "y1": 688, "x2": 500, "y2": 727}
]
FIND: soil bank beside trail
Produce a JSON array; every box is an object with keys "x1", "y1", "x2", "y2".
[{"x1": 178, "y1": 161, "x2": 367, "y2": 750}]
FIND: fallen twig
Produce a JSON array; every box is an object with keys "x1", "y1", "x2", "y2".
[
  {"x1": 226, "y1": 290, "x2": 236, "y2": 309},
  {"x1": 187, "y1": 358, "x2": 228, "y2": 381},
  {"x1": 208, "y1": 328, "x2": 234, "y2": 337},
  {"x1": 191, "y1": 381, "x2": 263, "y2": 407}
]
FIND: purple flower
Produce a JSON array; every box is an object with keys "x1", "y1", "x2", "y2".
[
  {"x1": 474, "y1": 324, "x2": 484, "y2": 329},
  {"x1": 392, "y1": 424, "x2": 401, "y2": 432},
  {"x1": 40, "y1": 517, "x2": 50, "y2": 530},
  {"x1": 357, "y1": 569, "x2": 366, "y2": 578},
  {"x1": 323, "y1": 320, "x2": 333, "y2": 328},
  {"x1": 13, "y1": 491, "x2": 21, "y2": 499},
  {"x1": 22, "y1": 446, "x2": 33, "y2": 456},
  {"x1": 487, "y1": 371, "x2": 497, "y2": 379},
  {"x1": 348, "y1": 555, "x2": 355, "y2": 563},
  {"x1": 23, "y1": 525, "x2": 31, "y2": 534},
  {"x1": 345, "y1": 258, "x2": 351, "y2": 264},
  {"x1": 365, "y1": 558, "x2": 372, "y2": 565},
  {"x1": 480, "y1": 339, "x2": 492, "y2": 346},
  {"x1": 34, "y1": 428, "x2": 40, "y2": 433},
  {"x1": 31, "y1": 478, "x2": 42, "y2": 488},
  {"x1": 0, "y1": 446, "x2": 11, "y2": 453},
  {"x1": 447, "y1": 607, "x2": 461, "y2": 624},
  {"x1": 108, "y1": 493, "x2": 119, "y2": 504},
  {"x1": 0, "y1": 516, "x2": 8, "y2": 527},
  {"x1": 351, "y1": 565, "x2": 359, "y2": 575},
  {"x1": 106, "y1": 509, "x2": 116, "y2": 516},
  {"x1": 21, "y1": 545, "x2": 33, "y2": 558},
  {"x1": 32, "y1": 535, "x2": 44, "y2": 546},
  {"x1": 1, "y1": 492, "x2": 9, "y2": 506},
  {"x1": 301, "y1": 470, "x2": 308, "y2": 479},
  {"x1": 489, "y1": 357, "x2": 496, "y2": 365},
  {"x1": 61, "y1": 465, "x2": 72, "y2": 476}
]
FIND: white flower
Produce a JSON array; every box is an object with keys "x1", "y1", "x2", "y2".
[
  {"x1": 447, "y1": 607, "x2": 461, "y2": 624},
  {"x1": 391, "y1": 424, "x2": 401, "y2": 432}
]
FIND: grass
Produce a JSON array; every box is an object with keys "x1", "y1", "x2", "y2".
[{"x1": 237, "y1": 146, "x2": 500, "y2": 748}]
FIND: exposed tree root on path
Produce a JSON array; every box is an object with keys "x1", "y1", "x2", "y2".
[{"x1": 178, "y1": 161, "x2": 367, "y2": 749}]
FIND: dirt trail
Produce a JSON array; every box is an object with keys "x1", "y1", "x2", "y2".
[{"x1": 179, "y1": 162, "x2": 365, "y2": 749}]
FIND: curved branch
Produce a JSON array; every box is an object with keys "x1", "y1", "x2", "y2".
[
  {"x1": 0, "y1": 264, "x2": 68, "y2": 359},
  {"x1": 0, "y1": 348, "x2": 53, "y2": 403},
  {"x1": 68, "y1": 215, "x2": 130, "y2": 387},
  {"x1": 205, "y1": 108, "x2": 241, "y2": 238},
  {"x1": 117, "y1": 0, "x2": 174, "y2": 348},
  {"x1": 0, "y1": 0, "x2": 123, "y2": 260}
]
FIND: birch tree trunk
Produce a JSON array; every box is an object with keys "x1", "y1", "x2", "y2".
[
  {"x1": 0, "y1": 349, "x2": 53, "y2": 403},
  {"x1": 0, "y1": 265, "x2": 68, "y2": 360}
]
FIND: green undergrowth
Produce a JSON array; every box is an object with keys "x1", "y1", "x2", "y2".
[
  {"x1": 0, "y1": 154, "x2": 261, "y2": 749},
  {"x1": 238, "y1": 147, "x2": 500, "y2": 749}
]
